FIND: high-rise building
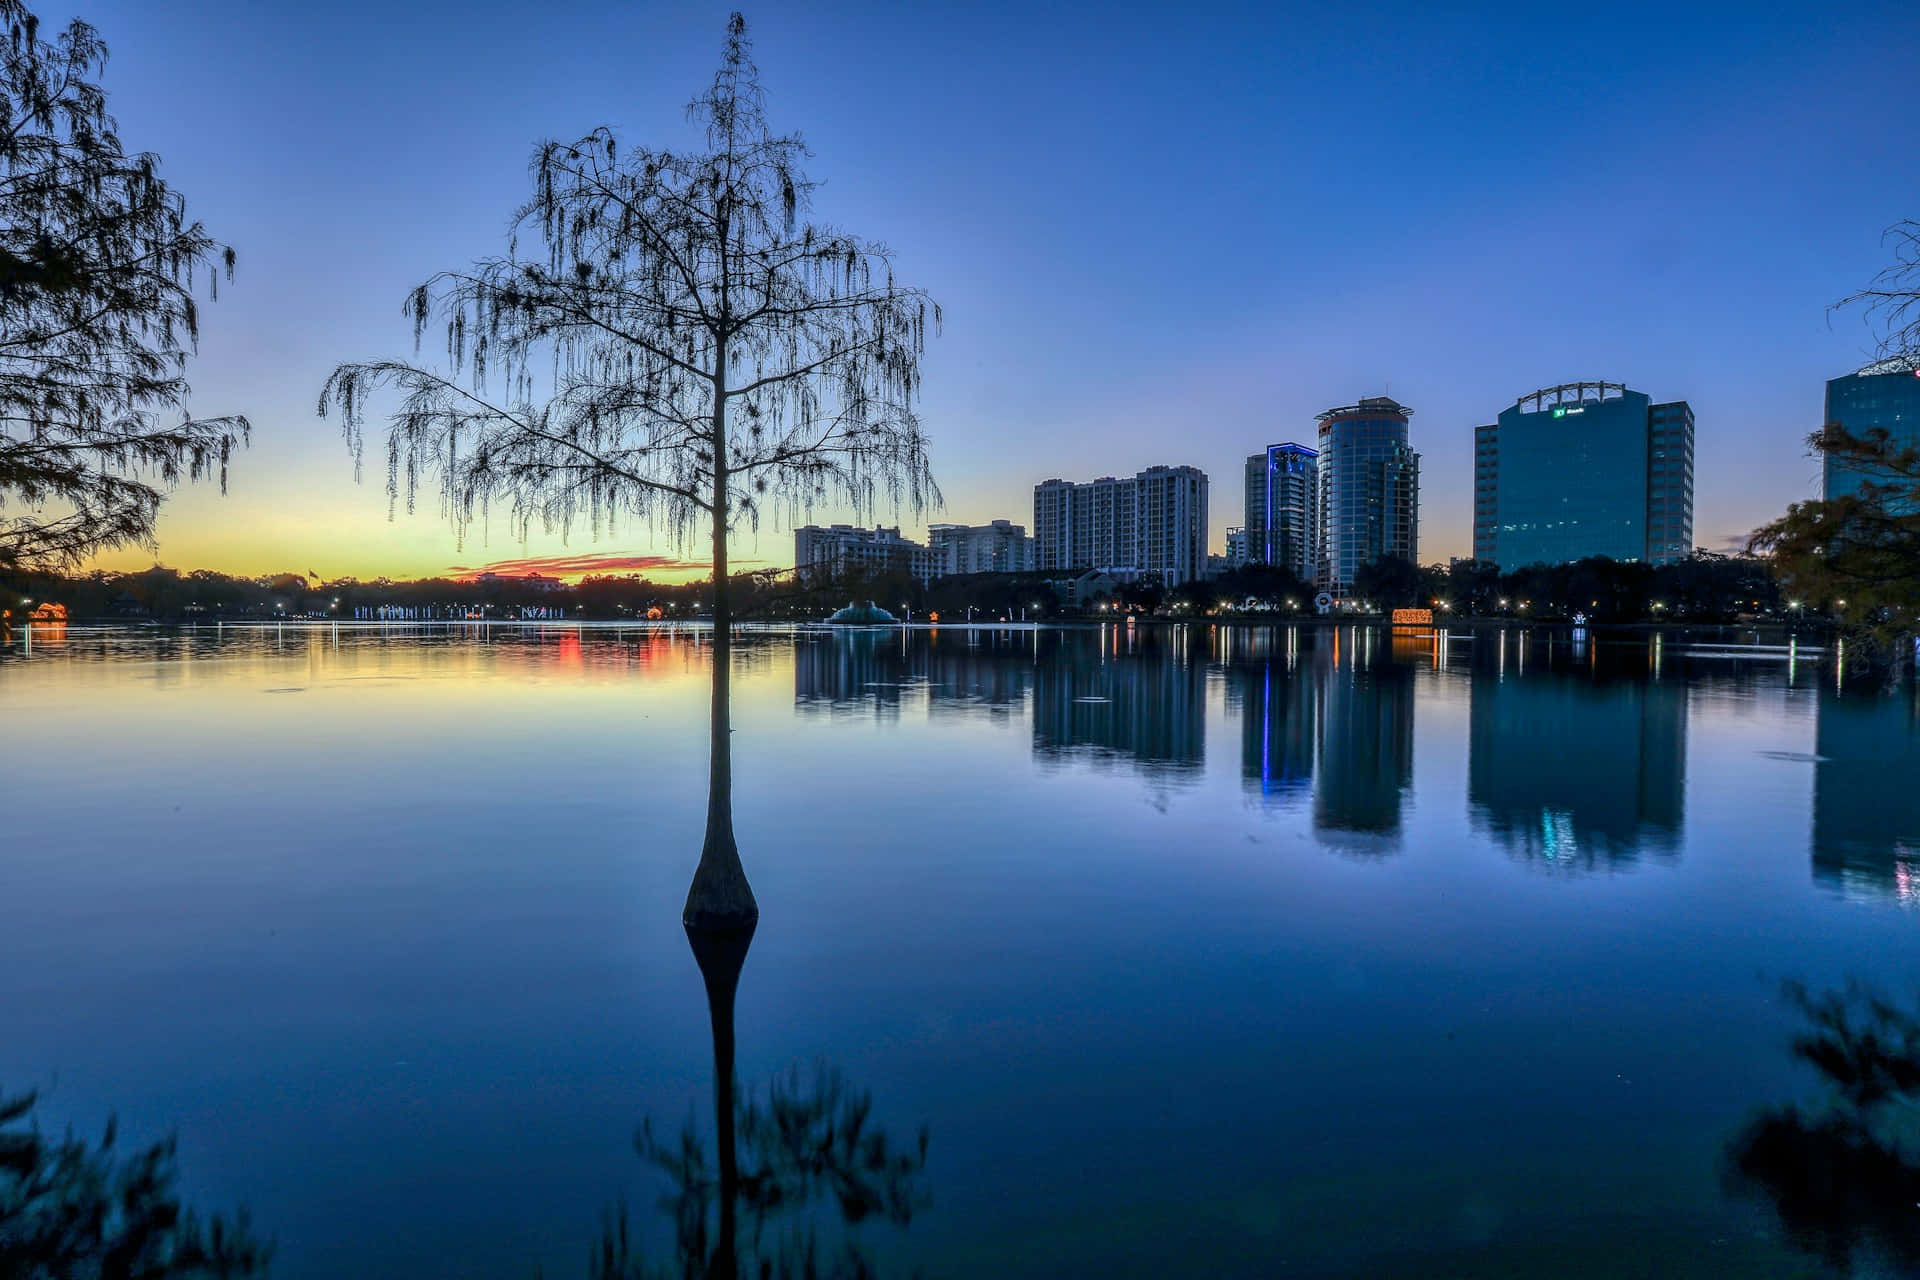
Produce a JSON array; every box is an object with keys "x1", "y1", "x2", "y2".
[
  {"x1": 1225, "y1": 527, "x2": 1249, "y2": 567},
  {"x1": 1823, "y1": 355, "x2": 1920, "y2": 501},
  {"x1": 1472, "y1": 382, "x2": 1694, "y2": 570},
  {"x1": 927, "y1": 520, "x2": 1036, "y2": 576},
  {"x1": 1243, "y1": 443, "x2": 1319, "y2": 583},
  {"x1": 793, "y1": 524, "x2": 937, "y2": 582},
  {"x1": 1316, "y1": 397, "x2": 1418, "y2": 599},
  {"x1": 1032, "y1": 465, "x2": 1209, "y2": 585}
]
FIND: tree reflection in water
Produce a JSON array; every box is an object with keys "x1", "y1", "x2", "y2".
[
  {"x1": 0, "y1": 1089, "x2": 268, "y2": 1277},
  {"x1": 1727, "y1": 981, "x2": 1920, "y2": 1273},
  {"x1": 596, "y1": 1069, "x2": 929, "y2": 1280},
  {"x1": 2, "y1": 959, "x2": 929, "y2": 1280},
  {"x1": 594, "y1": 921, "x2": 930, "y2": 1280}
]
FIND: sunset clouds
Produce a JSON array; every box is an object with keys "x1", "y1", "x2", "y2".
[{"x1": 445, "y1": 552, "x2": 762, "y2": 582}]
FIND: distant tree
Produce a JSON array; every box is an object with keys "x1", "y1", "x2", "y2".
[
  {"x1": 1168, "y1": 576, "x2": 1221, "y2": 614},
  {"x1": 1445, "y1": 558, "x2": 1502, "y2": 615},
  {"x1": 1214, "y1": 561, "x2": 1310, "y2": 610},
  {"x1": 1117, "y1": 579, "x2": 1163, "y2": 614},
  {"x1": 0, "y1": 1089, "x2": 268, "y2": 1277},
  {"x1": 1658, "y1": 550, "x2": 1780, "y2": 620},
  {"x1": 1495, "y1": 556, "x2": 1655, "y2": 622},
  {"x1": 0, "y1": 0, "x2": 246, "y2": 571},
  {"x1": 321, "y1": 14, "x2": 940, "y2": 929},
  {"x1": 1350, "y1": 555, "x2": 1427, "y2": 610}
]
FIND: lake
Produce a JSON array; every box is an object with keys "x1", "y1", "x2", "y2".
[{"x1": 2, "y1": 621, "x2": 1915, "y2": 1277}]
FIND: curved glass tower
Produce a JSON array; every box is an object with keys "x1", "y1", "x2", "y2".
[{"x1": 1315, "y1": 397, "x2": 1418, "y2": 599}]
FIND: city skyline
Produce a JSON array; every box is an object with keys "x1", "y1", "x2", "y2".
[{"x1": 51, "y1": 0, "x2": 1920, "y2": 582}]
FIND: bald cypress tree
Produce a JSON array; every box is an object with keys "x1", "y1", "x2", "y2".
[
  {"x1": 0, "y1": 0, "x2": 246, "y2": 571},
  {"x1": 322, "y1": 14, "x2": 941, "y2": 926}
]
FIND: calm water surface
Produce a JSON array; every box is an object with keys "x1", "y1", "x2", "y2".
[{"x1": 3, "y1": 622, "x2": 1916, "y2": 1277}]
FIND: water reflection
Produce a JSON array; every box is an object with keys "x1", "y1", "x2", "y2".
[
  {"x1": 1468, "y1": 653, "x2": 1687, "y2": 872},
  {"x1": 1727, "y1": 981, "x2": 1920, "y2": 1273},
  {"x1": 1812, "y1": 686, "x2": 1920, "y2": 906},
  {"x1": 0, "y1": 1088, "x2": 271, "y2": 1276},
  {"x1": 793, "y1": 627, "x2": 922, "y2": 718},
  {"x1": 1223, "y1": 656, "x2": 1315, "y2": 804},
  {"x1": 1220, "y1": 626, "x2": 1418, "y2": 848},
  {"x1": 1312, "y1": 637, "x2": 1415, "y2": 851},
  {"x1": 625, "y1": 911, "x2": 930, "y2": 1280},
  {"x1": 794, "y1": 627, "x2": 1205, "y2": 780},
  {"x1": 1030, "y1": 629, "x2": 1204, "y2": 780},
  {"x1": 14, "y1": 621, "x2": 1920, "y2": 1278}
]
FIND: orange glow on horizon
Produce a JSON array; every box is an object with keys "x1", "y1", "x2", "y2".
[{"x1": 79, "y1": 549, "x2": 743, "y2": 587}]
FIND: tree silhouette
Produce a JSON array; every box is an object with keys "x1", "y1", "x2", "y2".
[
  {"x1": 1750, "y1": 418, "x2": 1920, "y2": 639},
  {"x1": 1837, "y1": 219, "x2": 1920, "y2": 358},
  {"x1": 0, "y1": 1089, "x2": 269, "y2": 1277},
  {"x1": 0, "y1": 0, "x2": 246, "y2": 571},
  {"x1": 595, "y1": 1064, "x2": 930, "y2": 1280},
  {"x1": 1750, "y1": 220, "x2": 1920, "y2": 641},
  {"x1": 321, "y1": 12, "x2": 940, "y2": 930},
  {"x1": 1727, "y1": 981, "x2": 1920, "y2": 1272}
]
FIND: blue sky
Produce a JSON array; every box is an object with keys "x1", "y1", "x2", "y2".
[{"x1": 66, "y1": 0, "x2": 1920, "y2": 577}]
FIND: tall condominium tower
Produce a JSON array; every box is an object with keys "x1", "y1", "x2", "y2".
[
  {"x1": 1471, "y1": 382, "x2": 1694, "y2": 570},
  {"x1": 1242, "y1": 443, "x2": 1319, "y2": 582},
  {"x1": 1823, "y1": 356, "x2": 1920, "y2": 501},
  {"x1": 1316, "y1": 397, "x2": 1419, "y2": 599},
  {"x1": 1032, "y1": 465, "x2": 1209, "y2": 585}
]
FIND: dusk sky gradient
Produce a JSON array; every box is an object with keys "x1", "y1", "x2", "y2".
[{"x1": 68, "y1": 0, "x2": 1920, "y2": 581}]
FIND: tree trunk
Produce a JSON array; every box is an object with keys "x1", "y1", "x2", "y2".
[
  {"x1": 684, "y1": 343, "x2": 759, "y2": 931},
  {"x1": 687, "y1": 917, "x2": 755, "y2": 1280}
]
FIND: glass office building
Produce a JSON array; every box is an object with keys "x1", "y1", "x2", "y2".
[
  {"x1": 1243, "y1": 442, "x2": 1318, "y2": 582},
  {"x1": 1316, "y1": 397, "x2": 1418, "y2": 599},
  {"x1": 1472, "y1": 382, "x2": 1694, "y2": 570},
  {"x1": 1823, "y1": 355, "x2": 1920, "y2": 501}
]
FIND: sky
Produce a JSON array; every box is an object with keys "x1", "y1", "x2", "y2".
[{"x1": 57, "y1": 0, "x2": 1920, "y2": 581}]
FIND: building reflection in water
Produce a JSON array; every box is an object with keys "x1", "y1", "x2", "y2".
[
  {"x1": 1468, "y1": 635, "x2": 1686, "y2": 872},
  {"x1": 792, "y1": 626, "x2": 1038, "y2": 719},
  {"x1": 1030, "y1": 627, "x2": 1204, "y2": 779},
  {"x1": 922, "y1": 629, "x2": 1035, "y2": 720},
  {"x1": 1812, "y1": 686, "x2": 1920, "y2": 906},
  {"x1": 1222, "y1": 629, "x2": 1315, "y2": 805},
  {"x1": 792, "y1": 626, "x2": 919, "y2": 718},
  {"x1": 1313, "y1": 627, "x2": 1415, "y2": 852},
  {"x1": 1219, "y1": 625, "x2": 1414, "y2": 851},
  {"x1": 793, "y1": 625, "x2": 1203, "y2": 779}
]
